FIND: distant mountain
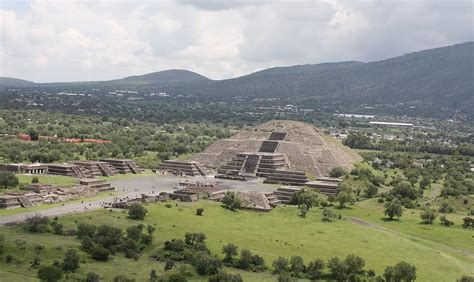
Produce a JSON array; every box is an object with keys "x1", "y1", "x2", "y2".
[
  {"x1": 1, "y1": 42, "x2": 472, "y2": 116},
  {"x1": 108, "y1": 69, "x2": 210, "y2": 85},
  {"x1": 0, "y1": 77, "x2": 34, "y2": 86}
]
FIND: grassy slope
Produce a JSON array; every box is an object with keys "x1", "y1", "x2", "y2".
[{"x1": 1, "y1": 200, "x2": 472, "y2": 281}]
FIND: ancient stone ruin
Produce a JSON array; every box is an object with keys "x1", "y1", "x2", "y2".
[{"x1": 192, "y1": 120, "x2": 361, "y2": 187}]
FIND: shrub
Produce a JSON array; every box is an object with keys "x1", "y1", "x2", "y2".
[
  {"x1": 289, "y1": 255, "x2": 305, "y2": 278},
  {"x1": 0, "y1": 171, "x2": 19, "y2": 189},
  {"x1": 439, "y1": 201, "x2": 454, "y2": 213},
  {"x1": 31, "y1": 176, "x2": 39, "y2": 184},
  {"x1": 196, "y1": 208, "x2": 204, "y2": 216},
  {"x1": 440, "y1": 215, "x2": 454, "y2": 227},
  {"x1": 329, "y1": 167, "x2": 346, "y2": 177},
  {"x1": 62, "y1": 249, "x2": 80, "y2": 272},
  {"x1": 112, "y1": 274, "x2": 136, "y2": 282},
  {"x1": 37, "y1": 265, "x2": 63, "y2": 282},
  {"x1": 383, "y1": 261, "x2": 417, "y2": 282},
  {"x1": 222, "y1": 191, "x2": 241, "y2": 211},
  {"x1": 165, "y1": 203, "x2": 173, "y2": 208},
  {"x1": 51, "y1": 222, "x2": 64, "y2": 235},
  {"x1": 457, "y1": 275, "x2": 474, "y2": 282},
  {"x1": 25, "y1": 214, "x2": 50, "y2": 233},
  {"x1": 91, "y1": 246, "x2": 111, "y2": 261},
  {"x1": 420, "y1": 209, "x2": 436, "y2": 224},
  {"x1": 128, "y1": 203, "x2": 148, "y2": 220},
  {"x1": 86, "y1": 272, "x2": 100, "y2": 282},
  {"x1": 209, "y1": 272, "x2": 243, "y2": 282},
  {"x1": 322, "y1": 208, "x2": 336, "y2": 222},
  {"x1": 307, "y1": 259, "x2": 325, "y2": 280},
  {"x1": 272, "y1": 257, "x2": 289, "y2": 274}
]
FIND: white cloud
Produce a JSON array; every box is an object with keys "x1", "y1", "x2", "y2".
[{"x1": 0, "y1": 0, "x2": 472, "y2": 82}]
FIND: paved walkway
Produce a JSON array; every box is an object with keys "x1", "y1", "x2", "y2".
[{"x1": 0, "y1": 174, "x2": 275, "y2": 225}]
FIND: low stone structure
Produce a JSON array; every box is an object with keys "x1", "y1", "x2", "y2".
[
  {"x1": 157, "y1": 160, "x2": 207, "y2": 176},
  {"x1": 73, "y1": 161, "x2": 117, "y2": 177},
  {"x1": 79, "y1": 179, "x2": 115, "y2": 192},
  {"x1": 100, "y1": 158, "x2": 142, "y2": 174},
  {"x1": 47, "y1": 164, "x2": 91, "y2": 178},
  {"x1": 169, "y1": 181, "x2": 223, "y2": 202},
  {"x1": 0, "y1": 163, "x2": 48, "y2": 174}
]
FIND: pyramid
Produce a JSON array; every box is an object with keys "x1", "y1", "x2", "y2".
[{"x1": 191, "y1": 120, "x2": 362, "y2": 177}]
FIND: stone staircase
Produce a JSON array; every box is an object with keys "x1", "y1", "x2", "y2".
[
  {"x1": 19, "y1": 196, "x2": 33, "y2": 208},
  {"x1": 98, "y1": 162, "x2": 115, "y2": 176},
  {"x1": 267, "y1": 186, "x2": 301, "y2": 205},
  {"x1": 126, "y1": 160, "x2": 142, "y2": 174},
  {"x1": 71, "y1": 166, "x2": 86, "y2": 178}
]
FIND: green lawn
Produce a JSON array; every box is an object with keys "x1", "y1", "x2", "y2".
[
  {"x1": 0, "y1": 175, "x2": 78, "y2": 195},
  {"x1": 0, "y1": 200, "x2": 472, "y2": 281}
]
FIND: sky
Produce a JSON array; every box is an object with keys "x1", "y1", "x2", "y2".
[{"x1": 0, "y1": 0, "x2": 473, "y2": 82}]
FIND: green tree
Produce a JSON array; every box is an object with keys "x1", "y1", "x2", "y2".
[
  {"x1": 128, "y1": 203, "x2": 148, "y2": 220},
  {"x1": 307, "y1": 259, "x2": 325, "y2": 280},
  {"x1": 222, "y1": 191, "x2": 241, "y2": 211},
  {"x1": 290, "y1": 255, "x2": 305, "y2": 278},
  {"x1": 384, "y1": 198, "x2": 403, "y2": 220},
  {"x1": 37, "y1": 265, "x2": 63, "y2": 282},
  {"x1": 383, "y1": 261, "x2": 417, "y2": 282},
  {"x1": 62, "y1": 249, "x2": 80, "y2": 272},
  {"x1": 272, "y1": 257, "x2": 289, "y2": 274},
  {"x1": 85, "y1": 272, "x2": 100, "y2": 282},
  {"x1": 420, "y1": 209, "x2": 436, "y2": 224},
  {"x1": 222, "y1": 243, "x2": 239, "y2": 263},
  {"x1": 0, "y1": 171, "x2": 19, "y2": 189},
  {"x1": 329, "y1": 166, "x2": 346, "y2": 177},
  {"x1": 25, "y1": 214, "x2": 50, "y2": 233}
]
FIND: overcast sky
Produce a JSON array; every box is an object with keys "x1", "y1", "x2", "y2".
[{"x1": 0, "y1": 0, "x2": 472, "y2": 82}]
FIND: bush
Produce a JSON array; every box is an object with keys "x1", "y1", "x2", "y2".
[
  {"x1": 457, "y1": 275, "x2": 474, "y2": 282},
  {"x1": 113, "y1": 274, "x2": 136, "y2": 282},
  {"x1": 91, "y1": 246, "x2": 111, "y2": 261},
  {"x1": 209, "y1": 272, "x2": 243, "y2": 282},
  {"x1": 37, "y1": 265, "x2": 63, "y2": 282},
  {"x1": 383, "y1": 261, "x2": 417, "y2": 282},
  {"x1": 329, "y1": 167, "x2": 346, "y2": 177},
  {"x1": 165, "y1": 203, "x2": 173, "y2": 208},
  {"x1": 62, "y1": 249, "x2": 80, "y2": 272},
  {"x1": 32, "y1": 176, "x2": 40, "y2": 184},
  {"x1": 439, "y1": 201, "x2": 454, "y2": 213},
  {"x1": 51, "y1": 222, "x2": 64, "y2": 235},
  {"x1": 0, "y1": 171, "x2": 19, "y2": 189},
  {"x1": 196, "y1": 208, "x2": 204, "y2": 216},
  {"x1": 440, "y1": 215, "x2": 454, "y2": 227},
  {"x1": 420, "y1": 209, "x2": 436, "y2": 224},
  {"x1": 272, "y1": 257, "x2": 289, "y2": 274},
  {"x1": 86, "y1": 272, "x2": 100, "y2": 282},
  {"x1": 25, "y1": 214, "x2": 50, "y2": 233},
  {"x1": 128, "y1": 203, "x2": 148, "y2": 220},
  {"x1": 222, "y1": 191, "x2": 241, "y2": 211}
]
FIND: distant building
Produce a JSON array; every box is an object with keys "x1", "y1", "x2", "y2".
[{"x1": 369, "y1": 121, "x2": 413, "y2": 127}]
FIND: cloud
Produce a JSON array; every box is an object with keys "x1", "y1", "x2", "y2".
[{"x1": 0, "y1": 0, "x2": 472, "y2": 82}]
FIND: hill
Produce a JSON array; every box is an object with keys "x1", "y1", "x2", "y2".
[
  {"x1": 107, "y1": 69, "x2": 210, "y2": 85},
  {"x1": 0, "y1": 77, "x2": 34, "y2": 87},
  {"x1": 176, "y1": 42, "x2": 473, "y2": 110}
]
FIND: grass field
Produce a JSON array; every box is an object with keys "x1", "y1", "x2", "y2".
[
  {"x1": 0, "y1": 175, "x2": 78, "y2": 195},
  {"x1": 0, "y1": 200, "x2": 472, "y2": 281}
]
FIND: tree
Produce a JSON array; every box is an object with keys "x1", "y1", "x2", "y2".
[
  {"x1": 37, "y1": 265, "x2": 63, "y2": 282},
  {"x1": 91, "y1": 246, "x2": 110, "y2": 261},
  {"x1": 222, "y1": 191, "x2": 241, "y2": 211},
  {"x1": 329, "y1": 166, "x2": 346, "y2": 177},
  {"x1": 383, "y1": 261, "x2": 417, "y2": 282},
  {"x1": 335, "y1": 191, "x2": 354, "y2": 208},
  {"x1": 62, "y1": 249, "x2": 80, "y2": 272},
  {"x1": 128, "y1": 203, "x2": 148, "y2": 220},
  {"x1": 222, "y1": 243, "x2": 239, "y2": 263},
  {"x1": 291, "y1": 189, "x2": 320, "y2": 209},
  {"x1": 289, "y1": 255, "x2": 305, "y2": 278},
  {"x1": 25, "y1": 214, "x2": 50, "y2": 233},
  {"x1": 85, "y1": 272, "x2": 100, "y2": 282},
  {"x1": 419, "y1": 176, "x2": 431, "y2": 189},
  {"x1": 0, "y1": 234, "x2": 5, "y2": 255},
  {"x1": 384, "y1": 198, "x2": 403, "y2": 220},
  {"x1": 439, "y1": 201, "x2": 454, "y2": 213},
  {"x1": 272, "y1": 257, "x2": 289, "y2": 274},
  {"x1": 440, "y1": 215, "x2": 454, "y2": 227},
  {"x1": 307, "y1": 259, "x2": 325, "y2": 280},
  {"x1": 196, "y1": 208, "x2": 204, "y2": 216},
  {"x1": 238, "y1": 249, "x2": 253, "y2": 270},
  {"x1": 209, "y1": 272, "x2": 243, "y2": 282},
  {"x1": 420, "y1": 209, "x2": 436, "y2": 224},
  {"x1": 0, "y1": 171, "x2": 19, "y2": 189},
  {"x1": 28, "y1": 129, "x2": 39, "y2": 141}
]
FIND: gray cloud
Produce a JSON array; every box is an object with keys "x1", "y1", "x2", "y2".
[{"x1": 0, "y1": 0, "x2": 472, "y2": 82}]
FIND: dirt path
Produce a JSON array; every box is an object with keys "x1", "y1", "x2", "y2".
[{"x1": 346, "y1": 216, "x2": 474, "y2": 259}]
